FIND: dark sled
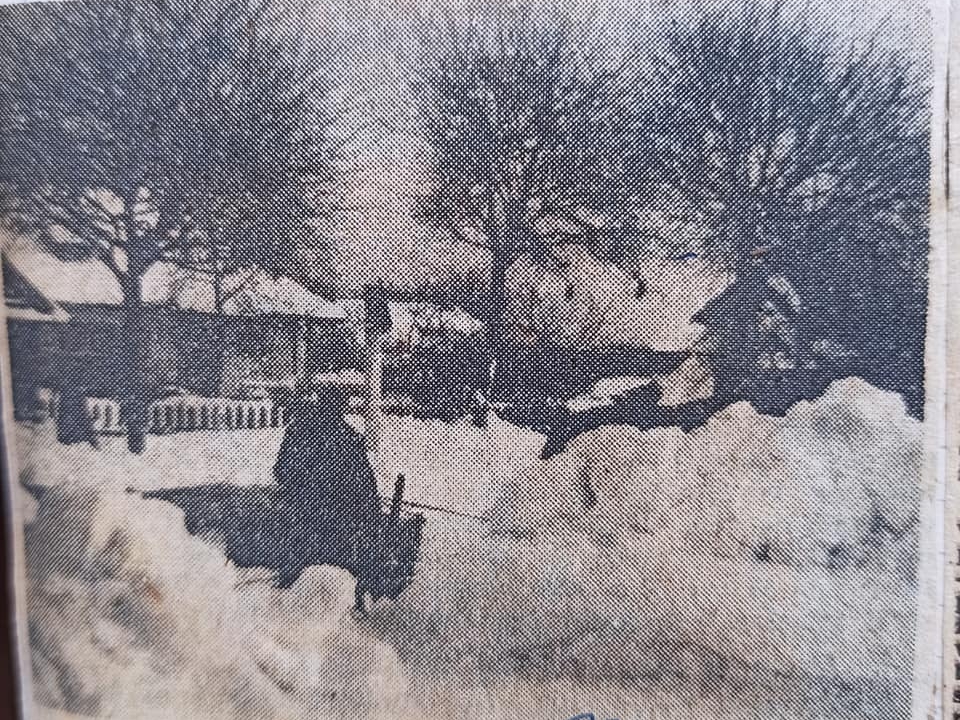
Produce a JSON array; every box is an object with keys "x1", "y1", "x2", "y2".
[{"x1": 141, "y1": 475, "x2": 425, "y2": 605}]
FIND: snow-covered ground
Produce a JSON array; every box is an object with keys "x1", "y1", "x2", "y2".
[{"x1": 13, "y1": 378, "x2": 924, "y2": 719}]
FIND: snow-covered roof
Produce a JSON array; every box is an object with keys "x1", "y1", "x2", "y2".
[
  {"x1": 337, "y1": 297, "x2": 484, "y2": 347},
  {"x1": 4, "y1": 305, "x2": 71, "y2": 323},
  {"x1": 691, "y1": 271, "x2": 803, "y2": 326},
  {"x1": 385, "y1": 301, "x2": 484, "y2": 345},
  {"x1": 2, "y1": 231, "x2": 123, "y2": 307},
  {"x1": 2, "y1": 231, "x2": 345, "y2": 321},
  {"x1": 140, "y1": 263, "x2": 346, "y2": 320},
  {"x1": 507, "y1": 246, "x2": 733, "y2": 353}
]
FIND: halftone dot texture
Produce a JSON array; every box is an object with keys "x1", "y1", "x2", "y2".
[{"x1": 0, "y1": 0, "x2": 935, "y2": 718}]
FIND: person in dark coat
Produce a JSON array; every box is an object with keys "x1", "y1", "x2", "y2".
[
  {"x1": 273, "y1": 387, "x2": 382, "y2": 597},
  {"x1": 56, "y1": 386, "x2": 99, "y2": 448}
]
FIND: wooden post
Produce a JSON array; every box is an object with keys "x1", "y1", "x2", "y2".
[
  {"x1": 390, "y1": 474, "x2": 406, "y2": 520},
  {"x1": 364, "y1": 334, "x2": 384, "y2": 452},
  {"x1": 363, "y1": 282, "x2": 390, "y2": 459}
]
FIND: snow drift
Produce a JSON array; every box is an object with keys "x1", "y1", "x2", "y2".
[
  {"x1": 17, "y1": 412, "x2": 546, "y2": 720},
  {"x1": 492, "y1": 377, "x2": 922, "y2": 569},
  {"x1": 23, "y1": 486, "x2": 417, "y2": 719},
  {"x1": 16, "y1": 378, "x2": 925, "y2": 718},
  {"x1": 369, "y1": 378, "x2": 923, "y2": 713}
]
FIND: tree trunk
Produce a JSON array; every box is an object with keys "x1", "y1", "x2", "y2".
[
  {"x1": 122, "y1": 273, "x2": 147, "y2": 454},
  {"x1": 363, "y1": 324, "x2": 384, "y2": 457},
  {"x1": 486, "y1": 251, "x2": 511, "y2": 399},
  {"x1": 362, "y1": 282, "x2": 389, "y2": 461},
  {"x1": 212, "y1": 270, "x2": 227, "y2": 395}
]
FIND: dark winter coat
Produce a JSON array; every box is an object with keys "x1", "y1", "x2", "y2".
[
  {"x1": 273, "y1": 405, "x2": 381, "y2": 562},
  {"x1": 56, "y1": 387, "x2": 98, "y2": 448}
]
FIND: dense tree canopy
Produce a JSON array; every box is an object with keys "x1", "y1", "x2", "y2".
[
  {"x1": 0, "y1": 0, "x2": 339, "y2": 285},
  {"x1": 626, "y1": 1, "x2": 930, "y2": 413},
  {"x1": 0, "y1": 0, "x2": 341, "y2": 450},
  {"x1": 406, "y1": 4, "x2": 639, "y2": 372}
]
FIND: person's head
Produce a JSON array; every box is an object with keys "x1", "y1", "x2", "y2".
[
  {"x1": 321, "y1": 386, "x2": 350, "y2": 417},
  {"x1": 293, "y1": 385, "x2": 349, "y2": 426}
]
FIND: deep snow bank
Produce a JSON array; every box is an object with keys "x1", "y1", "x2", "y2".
[
  {"x1": 16, "y1": 379, "x2": 925, "y2": 717},
  {"x1": 24, "y1": 487, "x2": 417, "y2": 719},
  {"x1": 491, "y1": 377, "x2": 922, "y2": 569},
  {"x1": 15, "y1": 423, "x2": 283, "y2": 491},
  {"x1": 371, "y1": 378, "x2": 924, "y2": 699},
  {"x1": 365, "y1": 412, "x2": 546, "y2": 520}
]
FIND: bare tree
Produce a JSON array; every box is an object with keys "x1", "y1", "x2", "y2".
[
  {"x1": 532, "y1": 0, "x2": 931, "y2": 453},
  {"x1": 405, "y1": 4, "x2": 638, "y2": 391},
  {"x1": 0, "y1": 0, "x2": 340, "y2": 451},
  {"x1": 628, "y1": 1, "x2": 930, "y2": 411}
]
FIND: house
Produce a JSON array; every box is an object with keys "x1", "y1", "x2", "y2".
[
  {"x1": 688, "y1": 271, "x2": 833, "y2": 415},
  {"x1": 2, "y1": 231, "x2": 350, "y2": 421},
  {"x1": 691, "y1": 271, "x2": 806, "y2": 372}
]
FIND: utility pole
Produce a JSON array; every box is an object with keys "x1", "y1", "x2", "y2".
[{"x1": 362, "y1": 281, "x2": 391, "y2": 460}]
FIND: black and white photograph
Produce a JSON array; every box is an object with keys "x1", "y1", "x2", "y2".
[{"x1": 0, "y1": 0, "x2": 949, "y2": 717}]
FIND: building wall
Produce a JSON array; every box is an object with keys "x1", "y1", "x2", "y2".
[
  {"x1": 7, "y1": 308, "x2": 348, "y2": 416},
  {"x1": 6, "y1": 319, "x2": 64, "y2": 420}
]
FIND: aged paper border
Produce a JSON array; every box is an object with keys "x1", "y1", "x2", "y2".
[
  {"x1": 943, "y1": 0, "x2": 960, "y2": 717},
  {"x1": 1, "y1": 251, "x2": 34, "y2": 714},
  {"x1": 0, "y1": 1, "x2": 953, "y2": 718}
]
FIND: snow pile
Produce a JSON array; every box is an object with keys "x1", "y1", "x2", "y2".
[
  {"x1": 15, "y1": 379, "x2": 924, "y2": 716},
  {"x1": 15, "y1": 423, "x2": 283, "y2": 492},
  {"x1": 366, "y1": 412, "x2": 546, "y2": 522},
  {"x1": 493, "y1": 377, "x2": 922, "y2": 569},
  {"x1": 657, "y1": 354, "x2": 714, "y2": 406},
  {"x1": 18, "y1": 412, "x2": 547, "y2": 720},
  {"x1": 371, "y1": 378, "x2": 923, "y2": 701},
  {"x1": 565, "y1": 376, "x2": 653, "y2": 412},
  {"x1": 23, "y1": 486, "x2": 417, "y2": 719},
  {"x1": 26, "y1": 487, "x2": 278, "y2": 718}
]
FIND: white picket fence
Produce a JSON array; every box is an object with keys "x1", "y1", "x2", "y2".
[{"x1": 46, "y1": 395, "x2": 289, "y2": 435}]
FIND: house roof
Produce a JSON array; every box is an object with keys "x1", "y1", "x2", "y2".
[
  {"x1": 504, "y1": 247, "x2": 733, "y2": 353},
  {"x1": 1, "y1": 256, "x2": 70, "y2": 323},
  {"x1": 691, "y1": 272, "x2": 803, "y2": 327},
  {"x1": 140, "y1": 263, "x2": 346, "y2": 320},
  {"x1": 2, "y1": 231, "x2": 345, "y2": 321},
  {"x1": 3, "y1": 231, "x2": 123, "y2": 308}
]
